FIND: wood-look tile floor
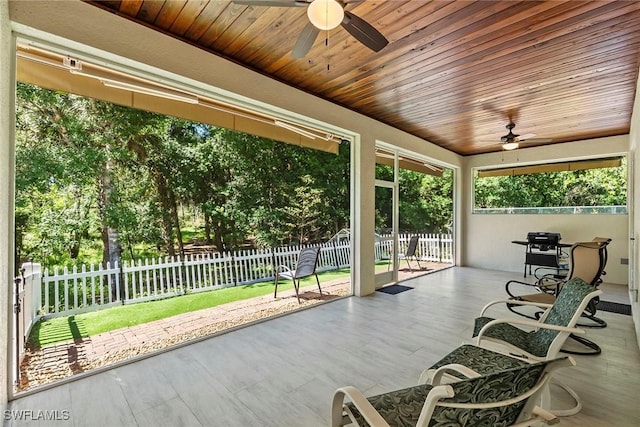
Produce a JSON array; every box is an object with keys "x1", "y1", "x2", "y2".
[{"x1": 6, "y1": 267, "x2": 640, "y2": 426}]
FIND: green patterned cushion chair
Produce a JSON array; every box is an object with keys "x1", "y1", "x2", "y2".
[
  {"x1": 472, "y1": 277, "x2": 601, "y2": 361},
  {"x1": 331, "y1": 355, "x2": 573, "y2": 427},
  {"x1": 470, "y1": 277, "x2": 601, "y2": 417},
  {"x1": 420, "y1": 344, "x2": 529, "y2": 384}
]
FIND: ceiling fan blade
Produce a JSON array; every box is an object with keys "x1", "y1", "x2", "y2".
[
  {"x1": 518, "y1": 133, "x2": 537, "y2": 140},
  {"x1": 291, "y1": 22, "x2": 320, "y2": 58},
  {"x1": 340, "y1": 10, "x2": 388, "y2": 52},
  {"x1": 520, "y1": 138, "x2": 553, "y2": 143},
  {"x1": 232, "y1": 0, "x2": 308, "y2": 7}
]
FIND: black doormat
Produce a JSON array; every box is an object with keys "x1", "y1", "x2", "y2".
[
  {"x1": 377, "y1": 284, "x2": 414, "y2": 295},
  {"x1": 597, "y1": 300, "x2": 632, "y2": 315}
]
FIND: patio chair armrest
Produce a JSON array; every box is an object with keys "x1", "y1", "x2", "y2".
[
  {"x1": 476, "y1": 318, "x2": 585, "y2": 344},
  {"x1": 331, "y1": 386, "x2": 390, "y2": 427},
  {"x1": 480, "y1": 299, "x2": 553, "y2": 316},
  {"x1": 416, "y1": 385, "x2": 455, "y2": 427},
  {"x1": 425, "y1": 363, "x2": 482, "y2": 386},
  {"x1": 430, "y1": 376, "x2": 556, "y2": 426},
  {"x1": 275, "y1": 265, "x2": 294, "y2": 276}
]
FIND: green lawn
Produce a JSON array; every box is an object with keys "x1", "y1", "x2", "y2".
[{"x1": 29, "y1": 268, "x2": 351, "y2": 348}]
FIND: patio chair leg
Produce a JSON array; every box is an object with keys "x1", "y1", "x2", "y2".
[
  {"x1": 548, "y1": 378, "x2": 582, "y2": 417},
  {"x1": 315, "y1": 273, "x2": 322, "y2": 296},
  {"x1": 293, "y1": 279, "x2": 301, "y2": 303},
  {"x1": 577, "y1": 312, "x2": 607, "y2": 328},
  {"x1": 561, "y1": 333, "x2": 602, "y2": 356},
  {"x1": 405, "y1": 258, "x2": 413, "y2": 272},
  {"x1": 274, "y1": 275, "x2": 279, "y2": 299}
]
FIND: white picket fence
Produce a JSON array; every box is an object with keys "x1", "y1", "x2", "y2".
[
  {"x1": 375, "y1": 233, "x2": 453, "y2": 263},
  {"x1": 20, "y1": 234, "x2": 452, "y2": 324}
]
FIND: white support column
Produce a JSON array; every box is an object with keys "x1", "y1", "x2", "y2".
[
  {"x1": 628, "y1": 62, "x2": 640, "y2": 347},
  {"x1": 351, "y1": 133, "x2": 376, "y2": 296},
  {"x1": 458, "y1": 160, "x2": 471, "y2": 267},
  {"x1": 0, "y1": 0, "x2": 15, "y2": 404}
]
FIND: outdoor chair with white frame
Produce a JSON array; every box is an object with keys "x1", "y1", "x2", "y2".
[
  {"x1": 505, "y1": 238, "x2": 611, "y2": 355},
  {"x1": 471, "y1": 276, "x2": 602, "y2": 417},
  {"x1": 331, "y1": 351, "x2": 575, "y2": 427}
]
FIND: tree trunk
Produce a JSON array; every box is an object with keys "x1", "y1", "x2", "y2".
[
  {"x1": 98, "y1": 150, "x2": 123, "y2": 301},
  {"x1": 212, "y1": 222, "x2": 225, "y2": 252},
  {"x1": 168, "y1": 187, "x2": 184, "y2": 256},
  {"x1": 153, "y1": 173, "x2": 176, "y2": 257},
  {"x1": 204, "y1": 212, "x2": 212, "y2": 245}
]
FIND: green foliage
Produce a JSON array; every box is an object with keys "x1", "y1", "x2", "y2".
[
  {"x1": 374, "y1": 166, "x2": 454, "y2": 234},
  {"x1": 15, "y1": 83, "x2": 168, "y2": 267},
  {"x1": 15, "y1": 83, "x2": 354, "y2": 267},
  {"x1": 474, "y1": 160, "x2": 627, "y2": 209},
  {"x1": 198, "y1": 129, "x2": 350, "y2": 248},
  {"x1": 401, "y1": 168, "x2": 453, "y2": 233}
]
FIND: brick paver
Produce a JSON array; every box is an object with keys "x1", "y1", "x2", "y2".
[
  {"x1": 86, "y1": 280, "x2": 342, "y2": 357},
  {"x1": 20, "y1": 264, "x2": 448, "y2": 390}
]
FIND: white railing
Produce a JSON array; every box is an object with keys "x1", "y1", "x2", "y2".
[
  {"x1": 473, "y1": 205, "x2": 627, "y2": 215},
  {"x1": 17, "y1": 263, "x2": 41, "y2": 350},
  {"x1": 377, "y1": 233, "x2": 453, "y2": 263},
  {"x1": 21, "y1": 234, "x2": 453, "y2": 323}
]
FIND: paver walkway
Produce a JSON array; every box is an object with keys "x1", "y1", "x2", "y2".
[
  {"x1": 19, "y1": 263, "x2": 449, "y2": 391},
  {"x1": 19, "y1": 279, "x2": 350, "y2": 390},
  {"x1": 85, "y1": 279, "x2": 350, "y2": 360}
]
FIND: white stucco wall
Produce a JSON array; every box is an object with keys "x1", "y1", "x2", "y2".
[
  {"x1": 0, "y1": 0, "x2": 13, "y2": 407},
  {"x1": 465, "y1": 213, "x2": 628, "y2": 284},
  {"x1": 628, "y1": 65, "x2": 640, "y2": 343},
  {"x1": 463, "y1": 136, "x2": 630, "y2": 285}
]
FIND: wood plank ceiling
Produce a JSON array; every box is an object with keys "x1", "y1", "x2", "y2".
[{"x1": 85, "y1": 0, "x2": 640, "y2": 156}]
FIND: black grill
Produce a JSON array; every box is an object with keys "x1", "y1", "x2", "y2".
[{"x1": 527, "y1": 232, "x2": 561, "y2": 251}]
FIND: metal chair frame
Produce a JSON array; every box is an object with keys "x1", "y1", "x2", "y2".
[{"x1": 274, "y1": 246, "x2": 322, "y2": 303}]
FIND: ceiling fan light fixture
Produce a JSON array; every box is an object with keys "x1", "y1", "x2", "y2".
[
  {"x1": 502, "y1": 141, "x2": 519, "y2": 151},
  {"x1": 307, "y1": 0, "x2": 344, "y2": 30}
]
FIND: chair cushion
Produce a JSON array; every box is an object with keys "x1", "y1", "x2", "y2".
[
  {"x1": 429, "y1": 344, "x2": 528, "y2": 378},
  {"x1": 473, "y1": 278, "x2": 595, "y2": 359},
  {"x1": 344, "y1": 358, "x2": 548, "y2": 426},
  {"x1": 535, "y1": 277, "x2": 593, "y2": 349},
  {"x1": 473, "y1": 317, "x2": 549, "y2": 358},
  {"x1": 344, "y1": 383, "x2": 434, "y2": 427}
]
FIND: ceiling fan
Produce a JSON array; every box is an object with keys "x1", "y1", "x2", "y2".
[
  {"x1": 500, "y1": 122, "x2": 552, "y2": 150},
  {"x1": 232, "y1": 0, "x2": 389, "y2": 58}
]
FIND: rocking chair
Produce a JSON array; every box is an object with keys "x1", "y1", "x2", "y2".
[{"x1": 505, "y1": 238, "x2": 611, "y2": 355}]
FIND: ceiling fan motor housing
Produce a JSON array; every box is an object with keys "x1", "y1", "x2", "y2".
[{"x1": 501, "y1": 122, "x2": 519, "y2": 142}]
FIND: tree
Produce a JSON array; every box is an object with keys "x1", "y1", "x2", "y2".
[
  {"x1": 474, "y1": 161, "x2": 627, "y2": 209},
  {"x1": 16, "y1": 83, "x2": 169, "y2": 270},
  {"x1": 374, "y1": 165, "x2": 454, "y2": 234},
  {"x1": 15, "y1": 82, "x2": 355, "y2": 264},
  {"x1": 16, "y1": 84, "x2": 106, "y2": 267},
  {"x1": 283, "y1": 175, "x2": 325, "y2": 243}
]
